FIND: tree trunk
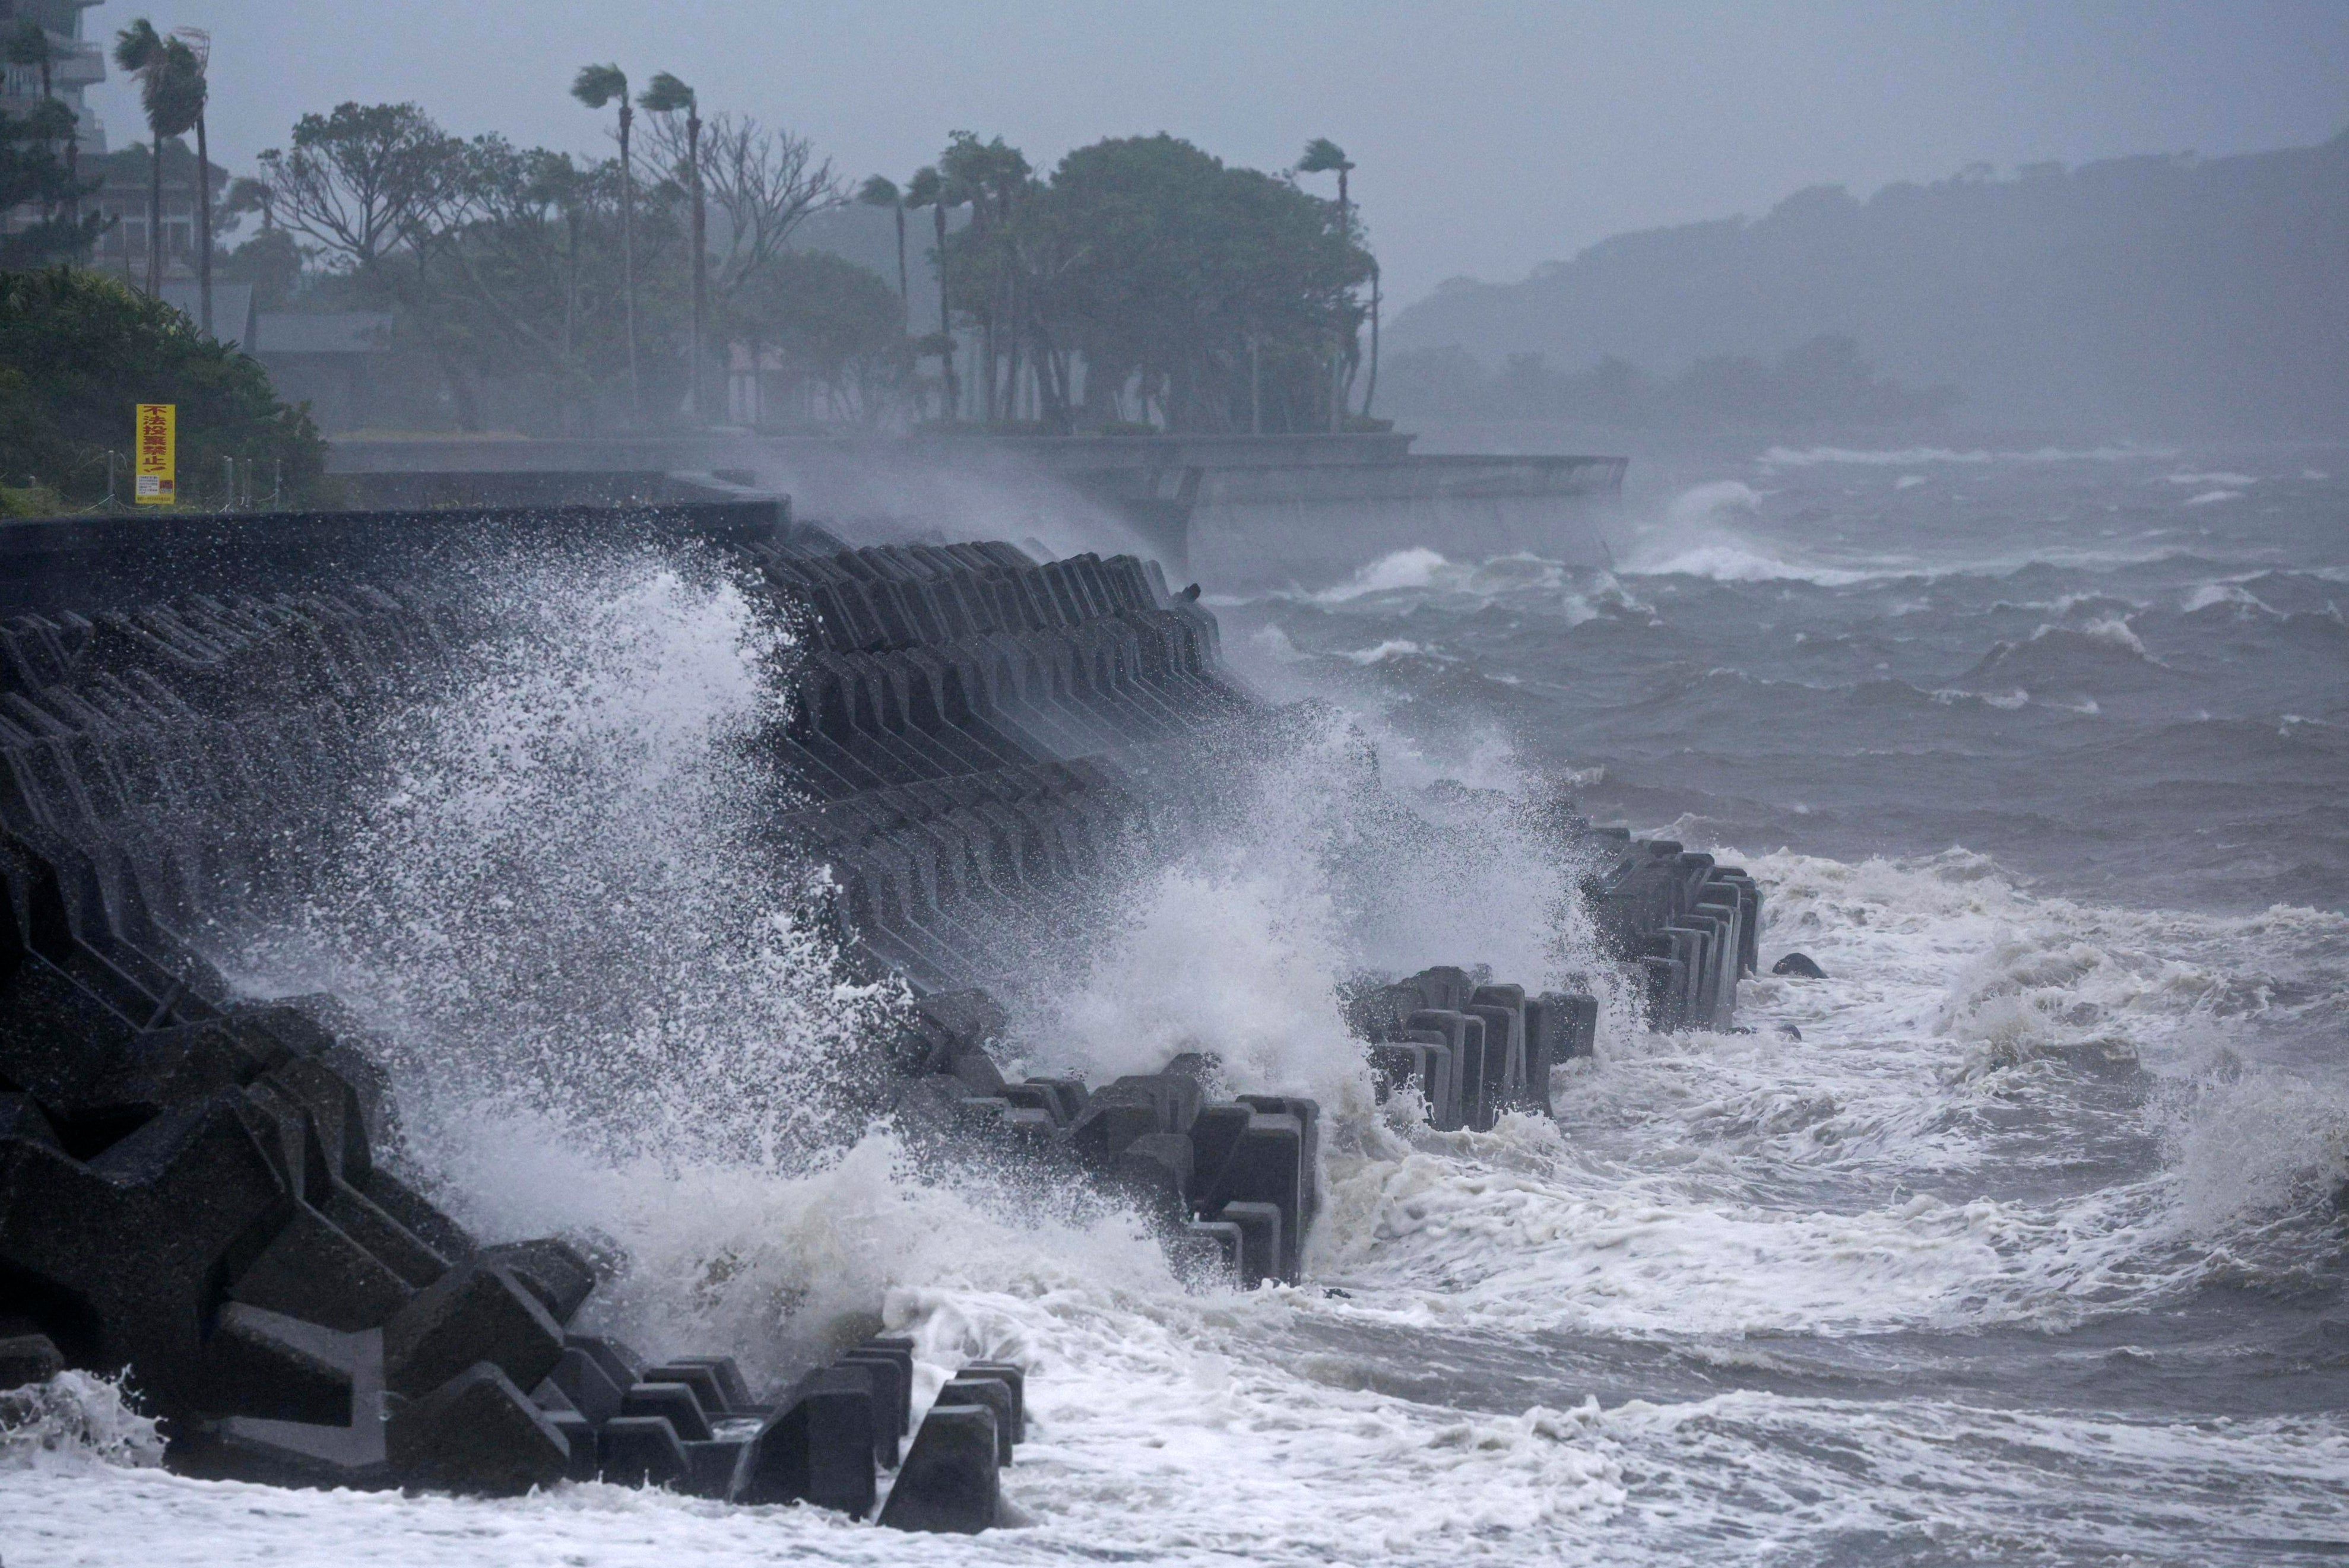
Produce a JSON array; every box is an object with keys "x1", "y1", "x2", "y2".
[
  {"x1": 933, "y1": 202, "x2": 957, "y2": 418},
  {"x1": 620, "y1": 104, "x2": 639, "y2": 423},
  {"x1": 195, "y1": 111, "x2": 212, "y2": 336},
  {"x1": 893, "y1": 204, "x2": 908, "y2": 309},
  {"x1": 689, "y1": 109, "x2": 706, "y2": 424},
  {"x1": 1333, "y1": 167, "x2": 1351, "y2": 431},
  {"x1": 1364, "y1": 262, "x2": 1380, "y2": 417},
  {"x1": 145, "y1": 136, "x2": 161, "y2": 296},
  {"x1": 564, "y1": 205, "x2": 580, "y2": 434}
]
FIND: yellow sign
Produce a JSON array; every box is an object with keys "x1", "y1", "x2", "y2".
[{"x1": 134, "y1": 403, "x2": 176, "y2": 505}]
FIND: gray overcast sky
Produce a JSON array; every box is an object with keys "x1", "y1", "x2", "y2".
[{"x1": 88, "y1": 1, "x2": 2349, "y2": 308}]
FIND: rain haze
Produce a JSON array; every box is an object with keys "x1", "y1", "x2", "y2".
[
  {"x1": 88, "y1": 0, "x2": 2349, "y2": 306},
  {"x1": 6, "y1": 3, "x2": 2349, "y2": 1566}
]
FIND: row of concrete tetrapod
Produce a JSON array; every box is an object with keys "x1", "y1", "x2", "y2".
[
  {"x1": 1352, "y1": 966, "x2": 1600, "y2": 1129},
  {"x1": 893, "y1": 992, "x2": 1321, "y2": 1288},
  {"x1": 749, "y1": 539, "x2": 1245, "y2": 804},
  {"x1": 1583, "y1": 832, "x2": 1761, "y2": 1032},
  {"x1": 0, "y1": 826, "x2": 1029, "y2": 1528}
]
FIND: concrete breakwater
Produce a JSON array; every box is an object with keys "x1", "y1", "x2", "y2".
[
  {"x1": 328, "y1": 431, "x2": 1627, "y2": 583},
  {"x1": 0, "y1": 500, "x2": 1744, "y2": 1527}
]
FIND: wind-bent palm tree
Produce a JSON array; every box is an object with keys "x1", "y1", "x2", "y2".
[
  {"x1": 571, "y1": 62, "x2": 638, "y2": 420},
  {"x1": 113, "y1": 20, "x2": 202, "y2": 299},
  {"x1": 638, "y1": 71, "x2": 704, "y2": 423},
  {"x1": 858, "y1": 174, "x2": 908, "y2": 310},
  {"x1": 173, "y1": 28, "x2": 214, "y2": 335},
  {"x1": 1298, "y1": 137, "x2": 1356, "y2": 431},
  {"x1": 905, "y1": 164, "x2": 960, "y2": 418}
]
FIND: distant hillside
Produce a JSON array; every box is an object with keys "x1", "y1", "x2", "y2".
[{"x1": 1388, "y1": 130, "x2": 2349, "y2": 434}]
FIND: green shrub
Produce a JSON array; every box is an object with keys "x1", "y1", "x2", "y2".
[{"x1": 0, "y1": 266, "x2": 328, "y2": 508}]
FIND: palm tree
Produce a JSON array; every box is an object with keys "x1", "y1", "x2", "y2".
[
  {"x1": 112, "y1": 20, "x2": 202, "y2": 300},
  {"x1": 571, "y1": 62, "x2": 638, "y2": 420},
  {"x1": 905, "y1": 164, "x2": 960, "y2": 418},
  {"x1": 858, "y1": 174, "x2": 908, "y2": 310},
  {"x1": 172, "y1": 28, "x2": 214, "y2": 336},
  {"x1": 1297, "y1": 137, "x2": 1356, "y2": 430},
  {"x1": 638, "y1": 72, "x2": 704, "y2": 423}
]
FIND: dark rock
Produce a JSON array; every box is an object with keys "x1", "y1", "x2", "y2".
[
  {"x1": 877, "y1": 1403, "x2": 998, "y2": 1534},
  {"x1": 738, "y1": 1366, "x2": 878, "y2": 1515},
  {"x1": 619, "y1": 1380, "x2": 714, "y2": 1442},
  {"x1": 386, "y1": 1361, "x2": 570, "y2": 1497},
  {"x1": 597, "y1": 1415, "x2": 690, "y2": 1488},
  {"x1": 946, "y1": 1047, "x2": 1007, "y2": 1096},
  {"x1": 1773, "y1": 952, "x2": 1828, "y2": 979},
  {"x1": 1064, "y1": 1089, "x2": 1158, "y2": 1166},
  {"x1": 382, "y1": 1262, "x2": 565, "y2": 1401},
  {"x1": 1777, "y1": 1023, "x2": 1804, "y2": 1040}
]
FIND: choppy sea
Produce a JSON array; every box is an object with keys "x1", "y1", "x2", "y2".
[{"x1": 5, "y1": 438, "x2": 2347, "y2": 1565}]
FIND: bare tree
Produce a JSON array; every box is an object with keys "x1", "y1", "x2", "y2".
[{"x1": 642, "y1": 109, "x2": 841, "y2": 309}]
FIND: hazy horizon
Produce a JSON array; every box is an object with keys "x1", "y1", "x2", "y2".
[{"x1": 82, "y1": 1, "x2": 2349, "y2": 310}]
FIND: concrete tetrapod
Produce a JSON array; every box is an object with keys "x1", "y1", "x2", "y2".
[{"x1": 878, "y1": 1402, "x2": 1001, "y2": 1534}]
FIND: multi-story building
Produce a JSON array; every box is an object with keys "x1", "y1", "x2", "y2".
[
  {"x1": 87, "y1": 135, "x2": 227, "y2": 289},
  {"x1": 6, "y1": 0, "x2": 236, "y2": 313},
  {"x1": 0, "y1": 0, "x2": 107, "y2": 155}
]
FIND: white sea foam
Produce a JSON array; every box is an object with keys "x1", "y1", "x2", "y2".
[
  {"x1": 0, "y1": 1372, "x2": 164, "y2": 1475},
  {"x1": 1621, "y1": 481, "x2": 1890, "y2": 585},
  {"x1": 15, "y1": 823, "x2": 2349, "y2": 1564},
  {"x1": 24, "y1": 525, "x2": 2344, "y2": 1563},
  {"x1": 1761, "y1": 443, "x2": 2177, "y2": 467},
  {"x1": 1308, "y1": 545, "x2": 1456, "y2": 602},
  {"x1": 2182, "y1": 488, "x2": 2243, "y2": 506},
  {"x1": 2164, "y1": 471, "x2": 2258, "y2": 487},
  {"x1": 222, "y1": 547, "x2": 902, "y2": 1176},
  {"x1": 1339, "y1": 638, "x2": 1429, "y2": 664},
  {"x1": 2181, "y1": 581, "x2": 2280, "y2": 615}
]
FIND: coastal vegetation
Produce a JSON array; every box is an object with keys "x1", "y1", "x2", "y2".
[
  {"x1": 4, "y1": 31, "x2": 1381, "y2": 441},
  {"x1": 0, "y1": 266, "x2": 326, "y2": 507}
]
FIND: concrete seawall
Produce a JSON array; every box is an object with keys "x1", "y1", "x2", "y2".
[{"x1": 325, "y1": 433, "x2": 1625, "y2": 585}]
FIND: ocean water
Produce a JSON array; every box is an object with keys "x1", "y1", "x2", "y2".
[{"x1": 7, "y1": 441, "x2": 2349, "y2": 1566}]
